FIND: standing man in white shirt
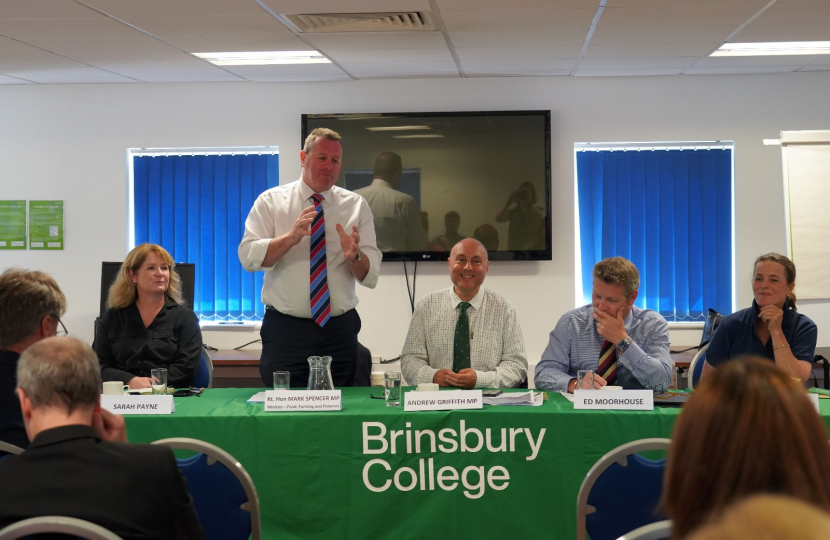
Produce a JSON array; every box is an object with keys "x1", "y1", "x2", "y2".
[
  {"x1": 238, "y1": 128, "x2": 382, "y2": 387},
  {"x1": 354, "y1": 151, "x2": 427, "y2": 252},
  {"x1": 401, "y1": 238, "x2": 527, "y2": 388}
]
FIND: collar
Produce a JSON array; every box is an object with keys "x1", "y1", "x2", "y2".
[
  {"x1": 28, "y1": 424, "x2": 100, "y2": 450},
  {"x1": 297, "y1": 177, "x2": 332, "y2": 203},
  {"x1": 451, "y1": 287, "x2": 484, "y2": 311},
  {"x1": 372, "y1": 178, "x2": 395, "y2": 189},
  {"x1": 127, "y1": 295, "x2": 177, "y2": 325}
]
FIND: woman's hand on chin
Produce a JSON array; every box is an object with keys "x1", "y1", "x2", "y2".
[{"x1": 127, "y1": 376, "x2": 153, "y2": 389}]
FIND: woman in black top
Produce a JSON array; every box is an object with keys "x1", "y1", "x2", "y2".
[{"x1": 93, "y1": 244, "x2": 202, "y2": 389}]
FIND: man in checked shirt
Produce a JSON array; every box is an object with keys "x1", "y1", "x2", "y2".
[{"x1": 401, "y1": 238, "x2": 528, "y2": 389}]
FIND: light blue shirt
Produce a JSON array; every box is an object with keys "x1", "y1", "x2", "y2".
[{"x1": 535, "y1": 304, "x2": 672, "y2": 392}]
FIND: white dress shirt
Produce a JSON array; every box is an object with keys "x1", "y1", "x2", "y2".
[
  {"x1": 401, "y1": 287, "x2": 528, "y2": 388},
  {"x1": 354, "y1": 179, "x2": 427, "y2": 251},
  {"x1": 238, "y1": 179, "x2": 381, "y2": 318}
]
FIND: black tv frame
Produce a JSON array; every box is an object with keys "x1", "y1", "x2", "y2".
[{"x1": 302, "y1": 110, "x2": 552, "y2": 262}]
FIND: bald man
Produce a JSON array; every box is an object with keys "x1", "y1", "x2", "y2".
[{"x1": 401, "y1": 239, "x2": 527, "y2": 388}]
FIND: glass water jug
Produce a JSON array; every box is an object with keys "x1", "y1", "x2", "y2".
[{"x1": 307, "y1": 356, "x2": 334, "y2": 390}]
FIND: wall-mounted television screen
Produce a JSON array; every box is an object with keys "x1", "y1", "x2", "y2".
[{"x1": 302, "y1": 110, "x2": 551, "y2": 262}]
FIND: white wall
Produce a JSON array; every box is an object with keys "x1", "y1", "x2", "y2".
[{"x1": 2, "y1": 72, "x2": 829, "y2": 370}]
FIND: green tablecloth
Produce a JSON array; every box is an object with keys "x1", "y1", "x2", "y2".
[{"x1": 122, "y1": 388, "x2": 764, "y2": 539}]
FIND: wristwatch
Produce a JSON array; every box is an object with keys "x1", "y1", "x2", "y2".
[
  {"x1": 616, "y1": 336, "x2": 632, "y2": 354},
  {"x1": 350, "y1": 250, "x2": 363, "y2": 264}
]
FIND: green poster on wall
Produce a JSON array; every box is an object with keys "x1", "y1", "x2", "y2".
[
  {"x1": 0, "y1": 200, "x2": 27, "y2": 249},
  {"x1": 29, "y1": 200, "x2": 64, "y2": 250}
]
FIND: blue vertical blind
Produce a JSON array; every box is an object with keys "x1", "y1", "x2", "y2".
[
  {"x1": 133, "y1": 152, "x2": 279, "y2": 322},
  {"x1": 576, "y1": 147, "x2": 733, "y2": 322}
]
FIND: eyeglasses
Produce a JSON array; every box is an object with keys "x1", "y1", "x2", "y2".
[{"x1": 52, "y1": 315, "x2": 68, "y2": 337}]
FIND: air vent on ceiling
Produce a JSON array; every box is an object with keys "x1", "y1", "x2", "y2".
[{"x1": 281, "y1": 12, "x2": 435, "y2": 33}]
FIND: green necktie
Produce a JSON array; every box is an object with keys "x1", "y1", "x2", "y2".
[{"x1": 453, "y1": 302, "x2": 471, "y2": 372}]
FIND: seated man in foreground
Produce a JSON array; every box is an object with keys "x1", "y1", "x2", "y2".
[
  {"x1": 401, "y1": 239, "x2": 527, "y2": 388},
  {"x1": 0, "y1": 268, "x2": 67, "y2": 451},
  {"x1": 0, "y1": 336, "x2": 204, "y2": 540},
  {"x1": 535, "y1": 257, "x2": 672, "y2": 392}
]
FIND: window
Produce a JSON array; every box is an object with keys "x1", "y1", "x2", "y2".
[
  {"x1": 575, "y1": 142, "x2": 734, "y2": 322},
  {"x1": 129, "y1": 147, "x2": 279, "y2": 322}
]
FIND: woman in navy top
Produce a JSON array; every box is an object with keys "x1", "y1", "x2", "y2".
[{"x1": 704, "y1": 253, "x2": 816, "y2": 382}]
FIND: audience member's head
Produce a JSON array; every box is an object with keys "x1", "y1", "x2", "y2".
[
  {"x1": 373, "y1": 151, "x2": 403, "y2": 188},
  {"x1": 687, "y1": 495, "x2": 830, "y2": 540},
  {"x1": 108, "y1": 243, "x2": 182, "y2": 308},
  {"x1": 663, "y1": 357, "x2": 830, "y2": 539},
  {"x1": 445, "y1": 211, "x2": 461, "y2": 235},
  {"x1": 516, "y1": 181, "x2": 537, "y2": 206},
  {"x1": 0, "y1": 268, "x2": 66, "y2": 352},
  {"x1": 473, "y1": 224, "x2": 499, "y2": 251}
]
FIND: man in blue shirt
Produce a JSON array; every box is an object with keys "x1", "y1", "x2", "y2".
[{"x1": 535, "y1": 257, "x2": 672, "y2": 392}]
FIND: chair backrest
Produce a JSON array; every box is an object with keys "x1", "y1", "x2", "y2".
[
  {"x1": 192, "y1": 348, "x2": 213, "y2": 389},
  {"x1": 576, "y1": 438, "x2": 671, "y2": 540},
  {"x1": 617, "y1": 520, "x2": 673, "y2": 540},
  {"x1": 699, "y1": 308, "x2": 723, "y2": 347},
  {"x1": 0, "y1": 441, "x2": 24, "y2": 456},
  {"x1": 688, "y1": 344, "x2": 709, "y2": 390},
  {"x1": 0, "y1": 516, "x2": 124, "y2": 540},
  {"x1": 151, "y1": 438, "x2": 261, "y2": 540}
]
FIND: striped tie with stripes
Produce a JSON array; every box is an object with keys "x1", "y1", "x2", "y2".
[
  {"x1": 310, "y1": 193, "x2": 331, "y2": 327},
  {"x1": 598, "y1": 340, "x2": 618, "y2": 385}
]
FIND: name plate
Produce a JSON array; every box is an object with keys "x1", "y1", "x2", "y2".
[
  {"x1": 264, "y1": 390, "x2": 342, "y2": 411},
  {"x1": 404, "y1": 390, "x2": 483, "y2": 412},
  {"x1": 100, "y1": 395, "x2": 175, "y2": 415},
  {"x1": 573, "y1": 389, "x2": 653, "y2": 410}
]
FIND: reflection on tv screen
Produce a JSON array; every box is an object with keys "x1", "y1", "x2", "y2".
[{"x1": 303, "y1": 111, "x2": 551, "y2": 262}]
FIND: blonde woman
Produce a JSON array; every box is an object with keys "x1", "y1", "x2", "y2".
[{"x1": 93, "y1": 244, "x2": 202, "y2": 389}]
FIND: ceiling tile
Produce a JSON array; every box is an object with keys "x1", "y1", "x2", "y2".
[
  {"x1": 339, "y1": 60, "x2": 459, "y2": 77},
  {"x1": 0, "y1": 17, "x2": 136, "y2": 39},
  {"x1": 164, "y1": 34, "x2": 311, "y2": 52},
  {"x1": 579, "y1": 56, "x2": 700, "y2": 69},
  {"x1": 442, "y1": 8, "x2": 597, "y2": 31},
  {"x1": 306, "y1": 31, "x2": 447, "y2": 49},
  {"x1": 0, "y1": 75, "x2": 31, "y2": 84},
  {"x1": 599, "y1": 5, "x2": 762, "y2": 27},
  {"x1": 799, "y1": 64, "x2": 830, "y2": 71},
  {"x1": 454, "y1": 46, "x2": 581, "y2": 60},
  {"x1": 694, "y1": 55, "x2": 818, "y2": 67},
  {"x1": 81, "y1": 0, "x2": 266, "y2": 17},
  {"x1": 0, "y1": 0, "x2": 101, "y2": 19},
  {"x1": 684, "y1": 65, "x2": 800, "y2": 74},
  {"x1": 586, "y1": 43, "x2": 716, "y2": 57},
  {"x1": 449, "y1": 29, "x2": 588, "y2": 47},
  {"x1": 574, "y1": 67, "x2": 686, "y2": 76},
  {"x1": 465, "y1": 68, "x2": 572, "y2": 77},
  {"x1": 25, "y1": 36, "x2": 205, "y2": 66},
  {"x1": 732, "y1": 23, "x2": 830, "y2": 42},
  {"x1": 8, "y1": 67, "x2": 135, "y2": 83},
  {"x1": 241, "y1": 73, "x2": 353, "y2": 81},
  {"x1": 437, "y1": 0, "x2": 596, "y2": 9},
  {"x1": 104, "y1": 64, "x2": 240, "y2": 78},
  {"x1": 609, "y1": 0, "x2": 769, "y2": 5},
  {"x1": 751, "y1": 2, "x2": 830, "y2": 25},
  {"x1": 327, "y1": 47, "x2": 454, "y2": 62},
  {"x1": 123, "y1": 15, "x2": 294, "y2": 38},
  {"x1": 220, "y1": 63, "x2": 351, "y2": 77},
  {"x1": 461, "y1": 58, "x2": 578, "y2": 71},
  {"x1": 0, "y1": 36, "x2": 89, "y2": 69},
  {"x1": 590, "y1": 25, "x2": 736, "y2": 45}
]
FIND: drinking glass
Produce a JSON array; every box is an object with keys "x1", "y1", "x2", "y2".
[
  {"x1": 384, "y1": 371, "x2": 402, "y2": 407},
  {"x1": 273, "y1": 371, "x2": 290, "y2": 391},
  {"x1": 151, "y1": 368, "x2": 168, "y2": 395},
  {"x1": 577, "y1": 370, "x2": 597, "y2": 390}
]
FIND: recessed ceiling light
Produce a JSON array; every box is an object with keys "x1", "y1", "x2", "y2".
[
  {"x1": 392, "y1": 134, "x2": 445, "y2": 139},
  {"x1": 192, "y1": 51, "x2": 330, "y2": 65},
  {"x1": 711, "y1": 41, "x2": 830, "y2": 57},
  {"x1": 366, "y1": 126, "x2": 430, "y2": 131}
]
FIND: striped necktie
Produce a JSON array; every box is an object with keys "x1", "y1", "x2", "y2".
[
  {"x1": 598, "y1": 340, "x2": 618, "y2": 385},
  {"x1": 452, "y1": 302, "x2": 471, "y2": 372},
  {"x1": 310, "y1": 194, "x2": 331, "y2": 327}
]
